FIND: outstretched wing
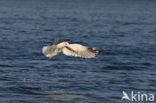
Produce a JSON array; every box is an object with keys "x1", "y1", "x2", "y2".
[
  {"x1": 53, "y1": 38, "x2": 70, "y2": 45},
  {"x1": 62, "y1": 44, "x2": 102, "y2": 58}
]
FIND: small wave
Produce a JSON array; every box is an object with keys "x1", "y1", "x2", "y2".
[
  {"x1": 142, "y1": 62, "x2": 153, "y2": 66},
  {"x1": 0, "y1": 64, "x2": 12, "y2": 67},
  {"x1": 43, "y1": 29, "x2": 54, "y2": 31},
  {"x1": 19, "y1": 86, "x2": 42, "y2": 91},
  {"x1": 105, "y1": 65, "x2": 137, "y2": 71}
]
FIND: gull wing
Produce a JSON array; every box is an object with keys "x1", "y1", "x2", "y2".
[
  {"x1": 62, "y1": 44, "x2": 102, "y2": 58},
  {"x1": 53, "y1": 38, "x2": 70, "y2": 45}
]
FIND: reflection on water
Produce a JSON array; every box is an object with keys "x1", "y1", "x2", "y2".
[{"x1": 46, "y1": 92, "x2": 87, "y2": 101}]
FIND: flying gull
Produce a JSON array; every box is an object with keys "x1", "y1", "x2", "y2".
[{"x1": 42, "y1": 38, "x2": 103, "y2": 59}]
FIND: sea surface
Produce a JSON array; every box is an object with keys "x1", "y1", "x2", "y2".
[{"x1": 0, "y1": 0, "x2": 156, "y2": 103}]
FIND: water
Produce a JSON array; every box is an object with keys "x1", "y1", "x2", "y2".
[{"x1": 0, "y1": 0, "x2": 156, "y2": 103}]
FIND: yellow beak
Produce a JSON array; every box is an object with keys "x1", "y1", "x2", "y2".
[
  {"x1": 45, "y1": 54, "x2": 52, "y2": 59},
  {"x1": 49, "y1": 56, "x2": 52, "y2": 59}
]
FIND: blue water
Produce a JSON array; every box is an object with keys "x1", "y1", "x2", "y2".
[{"x1": 0, "y1": 0, "x2": 156, "y2": 103}]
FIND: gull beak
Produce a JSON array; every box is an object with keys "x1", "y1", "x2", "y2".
[
  {"x1": 49, "y1": 56, "x2": 52, "y2": 59},
  {"x1": 45, "y1": 54, "x2": 52, "y2": 59}
]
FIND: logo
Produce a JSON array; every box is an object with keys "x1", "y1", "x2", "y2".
[{"x1": 121, "y1": 91, "x2": 155, "y2": 102}]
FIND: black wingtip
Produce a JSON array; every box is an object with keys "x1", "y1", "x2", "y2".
[
  {"x1": 98, "y1": 50, "x2": 103, "y2": 54},
  {"x1": 96, "y1": 49, "x2": 103, "y2": 54},
  {"x1": 88, "y1": 48, "x2": 103, "y2": 54}
]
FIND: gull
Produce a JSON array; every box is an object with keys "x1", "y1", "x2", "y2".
[{"x1": 42, "y1": 38, "x2": 103, "y2": 59}]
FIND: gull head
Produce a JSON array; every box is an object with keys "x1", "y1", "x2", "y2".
[{"x1": 42, "y1": 45, "x2": 58, "y2": 59}]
